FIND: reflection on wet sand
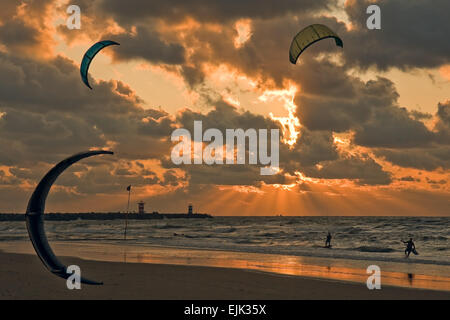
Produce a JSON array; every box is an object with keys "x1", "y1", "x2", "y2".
[
  {"x1": 407, "y1": 273, "x2": 414, "y2": 285},
  {"x1": 1, "y1": 241, "x2": 449, "y2": 291},
  {"x1": 115, "y1": 245, "x2": 450, "y2": 291}
]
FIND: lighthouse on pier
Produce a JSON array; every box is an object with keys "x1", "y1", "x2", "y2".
[{"x1": 138, "y1": 201, "x2": 145, "y2": 214}]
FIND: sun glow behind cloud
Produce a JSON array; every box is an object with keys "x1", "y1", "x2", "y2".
[
  {"x1": 440, "y1": 65, "x2": 450, "y2": 81},
  {"x1": 233, "y1": 19, "x2": 252, "y2": 48},
  {"x1": 0, "y1": 0, "x2": 448, "y2": 216},
  {"x1": 259, "y1": 83, "x2": 301, "y2": 146}
]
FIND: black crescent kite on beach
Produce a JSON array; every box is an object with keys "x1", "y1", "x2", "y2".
[
  {"x1": 289, "y1": 24, "x2": 343, "y2": 64},
  {"x1": 25, "y1": 150, "x2": 114, "y2": 285},
  {"x1": 80, "y1": 40, "x2": 120, "y2": 89}
]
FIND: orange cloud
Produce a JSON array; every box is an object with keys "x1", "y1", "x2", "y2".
[
  {"x1": 439, "y1": 65, "x2": 450, "y2": 81},
  {"x1": 233, "y1": 19, "x2": 252, "y2": 48},
  {"x1": 0, "y1": 1, "x2": 56, "y2": 59},
  {"x1": 260, "y1": 82, "x2": 301, "y2": 146}
]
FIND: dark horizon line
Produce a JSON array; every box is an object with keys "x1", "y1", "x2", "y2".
[{"x1": 0, "y1": 212, "x2": 448, "y2": 217}]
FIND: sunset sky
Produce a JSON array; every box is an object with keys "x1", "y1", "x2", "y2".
[{"x1": 0, "y1": 0, "x2": 448, "y2": 215}]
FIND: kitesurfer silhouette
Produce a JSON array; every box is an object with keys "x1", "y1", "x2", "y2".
[
  {"x1": 402, "y1": 238, "x2": 416, "y2": 258},
  {"x1": 325, "y1": 232, "x2": 332, "y2": 248}
]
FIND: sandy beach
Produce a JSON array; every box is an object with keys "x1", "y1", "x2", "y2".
[{"x1": 1, "y1": 251, "x2": 449, "y2": 300}]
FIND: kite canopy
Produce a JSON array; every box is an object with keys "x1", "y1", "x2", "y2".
[
  {"x1": 26, "y1": 150, "x2": 114, "y2": 285},
  {"x1": 80, "y1": 40, "x2": 120, "y2": 89},
  {"x1": 289, "y1": 24, "x2": 343, "y2": 64}
]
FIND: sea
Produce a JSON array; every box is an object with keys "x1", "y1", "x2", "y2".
[{"x1": 1, "y1": 216, "x2": 449, "y2": 290}]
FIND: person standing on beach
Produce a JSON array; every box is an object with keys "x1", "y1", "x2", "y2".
[
  {"x1": 325, "y1": 232, "x2": 332, "y2": 248},
  {"x1": 402, "y1": 238, "x2": 415, "y2": 258}
]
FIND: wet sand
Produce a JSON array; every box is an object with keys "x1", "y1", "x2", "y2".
[{"x1": 1, "y1": 251, "x2": 449, "y2": 300}]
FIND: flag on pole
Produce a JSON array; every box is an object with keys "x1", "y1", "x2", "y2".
[{"x1": 124, "y1": 185, "x2": 132, "y2": 241}]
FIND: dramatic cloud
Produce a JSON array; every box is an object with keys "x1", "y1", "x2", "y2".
[
  {"x1": 0, "y1": 0, "x2": 447, "y2": 214},
  {"x1": 375, "y1": 147, "x2": 450, "y2": 171},
  {"x1": 0, "y1": 0, "x2": 56, "y2": 58},
  {"x1": 295, "y1": 75, "x2": 397, "y2": 133},
  {"x1": 105, "y1": 26, "x2": 186, "y2": 65},
  {"x1": 373, "y1": 101, "x2": 450, "y2": 171},
  {"x1": 303, "y1": 155, "x2": 392, "y2": 186},
  {"x1": 435, "y1": 101, "x2": 450, "y2": 144},
  {"x1": 98, "y1": 0, "x2": 332, "y2": 24},
  {"x1": 344, "y1": 0, "x2": 450, "y2": 70},
  {"x1": 281, "y1": 129, "x2": 338, "y2": 169},
  {"x1": 353, "y1": 105, "x2": 434, "y2": 148},
  {"x1": 162, "y1": 100, "x2": 289, "y2": 186}
]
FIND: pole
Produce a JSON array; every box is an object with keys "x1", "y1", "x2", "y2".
[{"x1": 124, "y1": 187, "x2": 131, "y2": 240}]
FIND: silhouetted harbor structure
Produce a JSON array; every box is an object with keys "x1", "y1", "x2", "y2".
[
  {"x1": 0, "y1": 211, "x2": 212, "y2": 221},
  {"x1": 138, "y1": 201, "x2": 145, "y2": 214}
]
